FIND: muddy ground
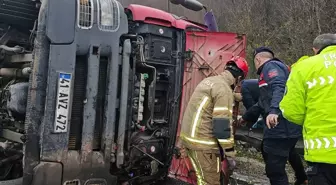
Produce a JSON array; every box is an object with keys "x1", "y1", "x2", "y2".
[
  {"x1": 163, "y1": 140, "x2": 306, "y2": 185},
  {"x1": 232, "y1": 141, "x2": 307, "y2": 185}
]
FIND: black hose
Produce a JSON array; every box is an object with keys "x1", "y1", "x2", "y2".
[
  {"x1": 0, "y1": 148, "x2": 22, "y2": 156},
  {"x1": 0, "y1": 154, "x2": 23, "y2": 167}
]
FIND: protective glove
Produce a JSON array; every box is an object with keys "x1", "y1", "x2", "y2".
[
  {"x1": 175, "y1": 138, "x2": 187, "y2": 158},
  {"x1": 221, "y1": 156, "x2": 236, "y2": 178},
  {"x1": 233, "y1": 92, "x2": 242, "y2": 102},
  {"x1": 226, "y1": 156, "x2": 237, "y2": 173},
  {"x1": 179, "y1": 146, "x2": 187, "y2": 158},
  {"x1": 235, "y1": 117, "x2": 247, "y2": 127}
]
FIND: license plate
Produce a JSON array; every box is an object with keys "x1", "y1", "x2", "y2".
[{"x1": 54, "y1": 72, "x2": 72, "y2": 133}]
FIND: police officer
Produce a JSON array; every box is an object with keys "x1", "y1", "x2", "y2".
[
  {"x1": 179, "y1": 56, "x2": 248, "y2": 185},
  {"x1": 280, "y1": 33, "x2": 336, "y2": 185},
  {"x1": 239, "y1": 47, "x2": 307, "y2": 185},
  {"x1": 291, "y1": 55, "x2": 310, "y2": 69},
  {"x1": 239, "y1": 78, "x2": 308, "y2": 185}
]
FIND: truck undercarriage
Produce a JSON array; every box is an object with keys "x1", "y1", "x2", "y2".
[{"x1": 0, "y1": 0, "x2": 207, "y2": 184}]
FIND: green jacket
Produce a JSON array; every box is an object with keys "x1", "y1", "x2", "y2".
[{"x1": 280, "y1": 45, "x2": 336, "y2": 164}]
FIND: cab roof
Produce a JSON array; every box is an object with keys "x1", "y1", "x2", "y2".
[{"x1": 125, "y1": 4, "x2": 208, "y2": 31}]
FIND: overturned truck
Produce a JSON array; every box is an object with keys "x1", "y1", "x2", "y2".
[{"x1": 0, "y1": 0, "x2": 246, "y2": 184}]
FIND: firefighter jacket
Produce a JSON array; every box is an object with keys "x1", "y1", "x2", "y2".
[
  {"x1": 280, "y1": 45, "x2": 336, "y2": 164},
  {"x1": 180, "y1": 70, "x2": 235, "y2": 151},
  {"x1": 242, "y1": 59, "x2": 302, "y2": 139}
]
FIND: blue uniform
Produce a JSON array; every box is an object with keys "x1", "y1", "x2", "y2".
[
  {"x1": 241, "y1": 79, "x2": 264, "y2": 128},
  {"x1": 242, "y1": 59, "x2": 302, "y2": 139},
  {"x1": 241, "y1": 79, "x2": 259, "y2": 109},
  {"x1": 242, "y1": 58, "x2": 306, "y2": 185}
]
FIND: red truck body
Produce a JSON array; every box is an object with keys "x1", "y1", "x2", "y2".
[
  {"x1": 169, "y1": 31, "x2": 247, "y2": 184},
  {"x1": 126, "y1": 4, "x2": 207, "y2": 30},
  {"x1": 126, "y1": 5, "x2": 247, "y2": 184}
]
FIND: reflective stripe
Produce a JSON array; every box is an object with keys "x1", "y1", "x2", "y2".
[
  {"x1": 189, "y1": 151, "x2": 205, "y2": 185},
  {"x1": 217, "y1": 157, "x2": 220, "y2": 173},
  {"x1": 191, "y1": 96, "x2": 209, "y2": 137},
  {"x1": 195, "y1": 152, "x2": 204, "y2": 179},
  {"x1": 259, "y1": 83, "x2": 268, "y2": 87},
  {"x1": 213, "y1": 107, "x2": 231, "y2": 112},
  {"x1": 304, "y1": 140, "x2": 309, "y2": 149},
  {"x1": 304, "y1": 136, "x2": 336, "y2": 149},
  {"x1": 213, "y1": 106, "x2": 232, "y2": 114},
  {"x1": 182, "y1": 134, "x2": 233, "y2": 146},
  {"x1": 189, "y1": 156, "x2": 203, "y2": 185},
  {"x1": 218, "y1": 138, "x2": 234, "y2": 143},
  {"x1": 183, "y1": 135, "x2": 217, "y2": 145}
]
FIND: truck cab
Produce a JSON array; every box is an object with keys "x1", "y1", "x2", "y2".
[{"x1": 0, "y1": 0, "x2": 246, "y2": 185}]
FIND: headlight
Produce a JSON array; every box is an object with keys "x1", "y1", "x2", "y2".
[{"x1": 97, "y1": 0, "x2": 120, "y2": 32}]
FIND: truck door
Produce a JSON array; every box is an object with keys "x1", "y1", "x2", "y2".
[{"x1": 169, "y1": 31, "x2": 247, "y2": 184}]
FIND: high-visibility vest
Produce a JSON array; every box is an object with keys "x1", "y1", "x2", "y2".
[{"x1": 280, "y1": 45, "x2": 336, "y2": 164}]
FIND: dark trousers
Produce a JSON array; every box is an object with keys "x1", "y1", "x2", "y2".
[
  {"x1": 306, "y1": 162, "x2": 336, "y2": 185},
  {"x1": 261, "y1": 138, "x2": 307, "y2": 185}
]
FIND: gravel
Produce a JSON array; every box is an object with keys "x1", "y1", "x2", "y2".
[
  {"x1": 161, "y1": 141, "x2": 306, "y2": 185},
  {"x1": 233, "y1": 141, "x2": 306, "y2": 185}
]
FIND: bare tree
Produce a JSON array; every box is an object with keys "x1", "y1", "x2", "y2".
[{"x1": 119, "y1": 0, "x2": 336, "y2": 77}]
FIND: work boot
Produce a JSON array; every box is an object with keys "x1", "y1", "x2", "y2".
[{"x1": 294, "y1": 179, "x2": 308, "y2": 185}]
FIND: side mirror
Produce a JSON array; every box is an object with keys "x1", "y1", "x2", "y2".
[{"x1": 169, "y1": 0, "x2": 204, "y2": 12}]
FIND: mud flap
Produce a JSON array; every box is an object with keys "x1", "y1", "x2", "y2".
[{"x1": 31, "y1": 162, "x2": 62, "y2": 185}]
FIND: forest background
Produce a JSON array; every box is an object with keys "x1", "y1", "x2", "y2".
[{"x1": 120, "y1": 0, "x2": 335, "y2": 76}]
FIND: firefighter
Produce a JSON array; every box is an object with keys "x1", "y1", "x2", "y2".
[
  {"x1": 239, "y1": 47, "x2": 307, "y2": 185},
  {"x1": 280, "y1": 33, "x2": 336, "y2": 185},
  {"x1": 179, "y1": 56, "x2": 248, "y2": 185}
]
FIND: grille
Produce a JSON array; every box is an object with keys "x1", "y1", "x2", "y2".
[
  {"x1": 97, "y1": 0, "x2": 120, "y2": 32},
  {"x1": 68, "y1": 57, "x2": 88, "y2": 150},
  {"x1": 84, "y1": 178, "x2": 107, "y2": 185},
  {"x1": 77, "y1": 0, "x2": 93, "y2": 29},
  {"x1": 64, "y1": 179, "x2": 80, "y2": 185},
  {"x1": 0, "y1": 0, "x2": 39, "y2": 29},
  {"x1": 92, "y1": 57, "x2": 108, "y2": 151}
]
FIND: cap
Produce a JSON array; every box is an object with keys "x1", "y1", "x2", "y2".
[{"x1": 253, "y1": 47, "x2": 274, "y2": 58}]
